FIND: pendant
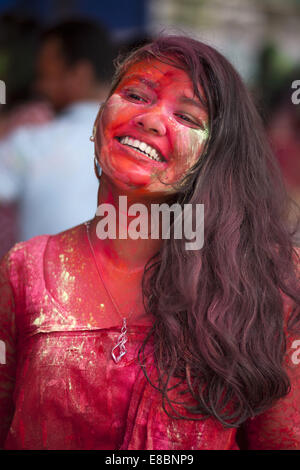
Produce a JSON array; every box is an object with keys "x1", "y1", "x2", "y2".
[{"x1": 111, "y1": 318, "x2": 128, "y2": 363}]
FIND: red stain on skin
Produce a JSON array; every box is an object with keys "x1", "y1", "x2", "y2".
[{"x1": 95, "y1": 58, "x2": 209, "y2": 196}]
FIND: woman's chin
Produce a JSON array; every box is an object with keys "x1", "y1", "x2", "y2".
[
  {"x1": 102, "y1": 163, "x2": 156, "y2": 189},
  {"x1": 102, "y1": 170, "x2": 176, "y2": 200}
]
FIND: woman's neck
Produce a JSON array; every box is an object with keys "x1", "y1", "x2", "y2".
[{"x1": 89, "y1": 174, "x2": 175, "y2": 273}]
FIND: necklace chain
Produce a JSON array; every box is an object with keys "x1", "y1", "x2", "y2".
[{"x1": 85, "y1": 220, "x2": 139, "y2": 364}]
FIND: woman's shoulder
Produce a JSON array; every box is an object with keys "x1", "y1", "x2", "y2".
[
  {"x1": 1, "y1": 234, "x2": 49, "y2": 272},
  {"x1": 49, "y1": 222, "x2": 87, "y2": 245},
  {"x1": 44, "y1": 222, "x2": 88, "y2": 261},
  {"x1": 1, "y1": 222, "x2": 86, "y2": 276}
]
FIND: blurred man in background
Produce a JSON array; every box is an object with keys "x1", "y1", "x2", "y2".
[
  {"x1": 0, "y1": 19, "x2": 114, "y2": 253},
  {"x1": 0, "y1": 14, "x2": 54, "y2": 138},
  {"x1": 0, "y1": 14, "x2": 54, "y2": 256}
]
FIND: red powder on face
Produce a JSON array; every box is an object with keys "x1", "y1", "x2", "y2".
[{"x1": 96, "y1": 58, "x2": 209, "y2": 196}]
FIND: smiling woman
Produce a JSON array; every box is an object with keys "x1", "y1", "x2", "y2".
[
  {"x1": 94, "y1": 58, "x2": 209, "y2": 192},
  {"x1": 0, "y1": 35, "x2": 300, "y2": 450}
]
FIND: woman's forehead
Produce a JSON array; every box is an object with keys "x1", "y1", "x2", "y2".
[
  {"x1": 114, "y1": 57, "x2": 207, "y2": 109},
  {"x1": 118, "y1": 57, "x2": 194, "y2": 89}
]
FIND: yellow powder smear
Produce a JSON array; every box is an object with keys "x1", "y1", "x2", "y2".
[{"x1": 33, "y1": 308, "x2": 45, "y2": 326}]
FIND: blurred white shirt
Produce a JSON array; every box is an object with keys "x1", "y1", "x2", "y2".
[{"x1": 0, "y1": 101, "x2": 100, "y2": 241}]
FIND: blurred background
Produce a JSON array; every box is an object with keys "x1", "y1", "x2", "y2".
[{"x1": 0, "y1": 0, "x2": 299, "y2": 257}]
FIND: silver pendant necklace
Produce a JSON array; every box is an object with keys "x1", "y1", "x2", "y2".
[
  {"x1": 111, "y1": 317, "x2": 128, "y2": 363},
  {"x1": 85, "y1": 221, "x2": 140, "y2": 364}
]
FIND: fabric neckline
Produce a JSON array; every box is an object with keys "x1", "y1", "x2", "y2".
[{"x1": 42, "y1": 232, "x2": 154, "y2": 331}]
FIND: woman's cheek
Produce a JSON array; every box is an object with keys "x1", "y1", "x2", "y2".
[
  {"x1": 173, "y1": 127, "x2": 196, "y2": 166},
  {"x1": 170, "y1": 128, "x2": 207, "y2": 179},
  {"x1": 101, "y1": 95, "x2": 128, "y2": 130},
  {"x1": 96, "y1": 97, "x2": 129, "y2": 160},
  {"x1": 184, "y1": 128, "x2": 208, "y2": 167},
  {"x1": 189, "y1": 129, "x2": 206, "y2": 160},
  {"x1": 167, "y1": 119, "x2": 187, "y2": 160}
]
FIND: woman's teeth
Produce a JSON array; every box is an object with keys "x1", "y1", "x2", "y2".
[{"x1": 118, "y1": 136, "x2": 164, "y2": 162}]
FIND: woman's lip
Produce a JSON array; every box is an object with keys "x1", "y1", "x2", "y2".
[
  {"x1": 115, "y1": 135, "x2": 167, "y2": 162},
  {"x1": 114, "y1": 137, "x2": 168, "y2": 167}
]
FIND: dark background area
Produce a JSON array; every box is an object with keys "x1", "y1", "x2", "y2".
[{"x1": 0, "y1": 0, "x2": 147, "y2": 39}]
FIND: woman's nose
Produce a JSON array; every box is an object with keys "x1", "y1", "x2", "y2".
[{"x1": 133, "y1": 112, "x2": 167, "y2": 136}]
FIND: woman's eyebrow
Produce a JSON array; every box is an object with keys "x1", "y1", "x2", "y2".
[
  {"x1": 122, "y1": 74, "x2": 159, "y2": 90},
  {"x1": 179, "y1": 95, "x2": 204, "y2": 110}
]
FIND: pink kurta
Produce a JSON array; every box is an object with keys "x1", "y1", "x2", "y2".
[{"x1": 0, "y1": 225, "x2": 300, "y2": 449}]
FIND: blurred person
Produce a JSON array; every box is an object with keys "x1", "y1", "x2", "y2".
[
  {"x1": 0, "y1": 19, "x2": 114, "y2": 243},
  {"x1": 0, "y1": 14, "x2": 51, "y2": 113},
  {"x1": 0, "y1": 36, "x2": 300, "y2": 450},
  {"x1": 0, "y1": 13, "x2": 54, "y2": 258},
  {"x1": 0, "y1": 13, "x2": 54, "y2": 138},
  {"x1": 0, "y1": 101, "x2": 53, "y2": 139}
]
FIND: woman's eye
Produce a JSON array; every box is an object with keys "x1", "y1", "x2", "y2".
[
  {"x1": 175, "y1": 113, "x2": 198, "y2": 126},
  {"x1": 125, "y1": 91, "x2": 147, "y2": 103}
]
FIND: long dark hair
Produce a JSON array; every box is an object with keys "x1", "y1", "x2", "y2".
[{"x1": 105, "y1": 35, "x2": 300, "y2": 427}]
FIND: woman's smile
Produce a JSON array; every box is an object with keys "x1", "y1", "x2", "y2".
[
  {"x1": 115, "y1": 135, "x2": 167, "y2": 164},
  {"x1": 95, "y1": 58, "x2": 209, "y2": 194}
]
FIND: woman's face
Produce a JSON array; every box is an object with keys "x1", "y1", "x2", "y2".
[{"x1": 95, "y1": 57, "x2": 209, "y2": 196}]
